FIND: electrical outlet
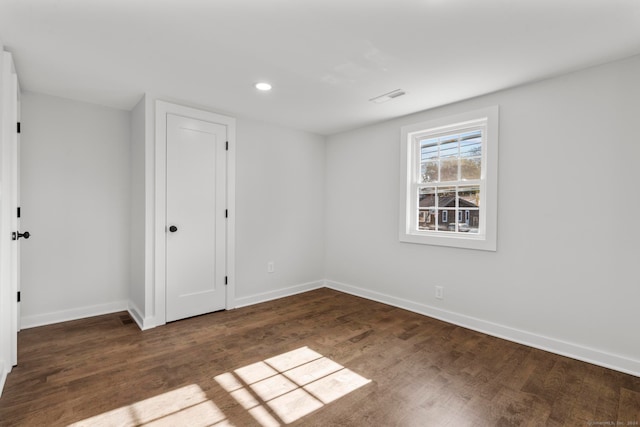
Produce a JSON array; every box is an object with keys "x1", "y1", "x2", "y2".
[
  {"x1": 435, "y1": 286, "x2": 444, "y2": 300},
  {"x1": 267, "y1": 262, "x2": 275, "y2": 273}
]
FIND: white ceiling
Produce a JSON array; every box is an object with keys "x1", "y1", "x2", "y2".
[{"x1": 1, "y1": 0, "x2": 639, "y2": 135}]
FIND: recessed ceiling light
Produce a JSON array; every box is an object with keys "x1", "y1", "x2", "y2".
[{"x1": 255, "y1": 82, "x2": 272, "y2": 91}]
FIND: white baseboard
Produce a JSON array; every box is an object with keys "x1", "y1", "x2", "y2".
[
  {"x1": 21, "y1": 301, "x2": 129, "y2": 329},
  {"x1": 234, "y1": 280, "x2": 325, "y2": 308},
  {"x1": 127, "y1": 301, "x2": 155, "y2": 331},
  {"x1": 325, "y1": 280, "x2": 640, "y2": 378}
]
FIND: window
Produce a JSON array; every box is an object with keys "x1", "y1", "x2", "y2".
[{"x1": 399, "y1": 106, "x2": 498, "y2": 251}]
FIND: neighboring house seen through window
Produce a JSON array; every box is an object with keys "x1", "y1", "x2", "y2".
[{"x1": 399, "y1": 106, "x2": 499, "y2": 251}]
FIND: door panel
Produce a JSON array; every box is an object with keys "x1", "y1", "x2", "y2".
[{"x1": 166, "y1": 114, "x2": 226, "y2": 322}]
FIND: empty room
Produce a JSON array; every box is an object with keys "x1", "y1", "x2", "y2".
[{"x1": 0, "y1": 1, "x2": 639, "y2": 425}]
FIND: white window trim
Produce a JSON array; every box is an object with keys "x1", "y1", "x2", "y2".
[{"x1": 399, "y1": 106, "x2": 499, "y2": 251}]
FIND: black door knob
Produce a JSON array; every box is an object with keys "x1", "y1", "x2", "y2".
[
  {"x1": 169, "y1": 225, "x2": 178, "y2": 233},
  {"x1": 12, "y1": 231, "x2": 30, "y2": 240}
]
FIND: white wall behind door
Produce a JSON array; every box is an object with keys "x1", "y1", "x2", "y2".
[
  {"x1": 20, "y1": 92, "x2": 131, "y2": 327},
  {"x1": 235, "y1": 118, "x2": 326, "y2": 305}
]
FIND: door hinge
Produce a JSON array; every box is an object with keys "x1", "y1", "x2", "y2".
[
  {"x1": 17, "y1": 207, "x2": 21, "y2": 218},
  {"x1": 17, "y1": 122, "x2": 21, "y2": 134},
  {"x1": 17, "y1": 291, "x2": 20, "y2": 302},
  {"x1": 225, "y1": 276, "x2": 228, "y2": 285},
  {"x1": 225, "y1": 209, "x2": 228, "y2": 218},
  {"x1": 225, "y1": 141, "x2": 228, "y2": 151}
]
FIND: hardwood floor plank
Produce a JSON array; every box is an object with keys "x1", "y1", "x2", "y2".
[
  {"x1": 617, "y1": 388, "x2": 640, "y2": 424},
  {"x1": 0, "y1": 288, "x2": 638, "y2": 426}
]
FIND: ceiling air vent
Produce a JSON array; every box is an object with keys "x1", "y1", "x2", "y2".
[{"x1": 369, "y1": 89, "x2": 406, "y2": 104}]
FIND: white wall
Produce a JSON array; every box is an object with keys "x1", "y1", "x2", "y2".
[
  {"x1": 20, "y1": 92, "x2": 131, "y2": 327},
  {"x1": 325, "y1": 55, "x2": 640, "y2": 375},
  {"x1": 234, "y1": 118, "x2": 326, "y2": 305}
]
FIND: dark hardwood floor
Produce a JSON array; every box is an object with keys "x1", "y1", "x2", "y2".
[{"x1": 1, "y1": 288, "x2": 638, "y2": 426}]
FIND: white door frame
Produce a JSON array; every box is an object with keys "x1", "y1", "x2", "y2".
[
  {"x1": 154, "y1": 101, "x2": 236, "y2": 326},
  {"x1": 10, "y1": 62, "x2": 20, "y2": 362}
]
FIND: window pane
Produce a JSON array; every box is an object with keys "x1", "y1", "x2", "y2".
[
  {"x1": 465, "y1": 209, "x2": 480, "y2": 233},
  {"x1": 458, "y1": 186, "x2": 480, "y2": 208},
  {"x1": 440, "y1": 158, "x2": 458, "y2": 182},
  {"x1": 420, "y1": 161, "x2": 438, "y2": 183},
  {"x1": 460, "y1": 131, "x2": 482, "y2": 158},
  {"x1": 438, "y1": 209, "x2": 455, "y2": 231},
  {"x1": 436, "y1": 187, "x2": 455, "y2": 206},
  {"x1": 418, "y1": 209, "x2": 436, "y2": 230},
  {"x1": 420, "y1": 139, "x2": 439, "y2": 160},
  {"x1": 439, "y1": 137, "x2": 458, "y2": 158},
  {"x1": 460, "y1": 157, "x2": 481, "y2": 180},
  {"x1": 418, "y1": 188, "x2": 436, "y2": 208}
]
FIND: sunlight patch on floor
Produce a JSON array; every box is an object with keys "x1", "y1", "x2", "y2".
[
  {"x1": 215, "y1": 346, "x2": 371, "y2": 426},
  {"x1": 68, "y1": 347, "x2": 370, "y2": 427},
  {"x1": 68, "y1": 384, "x2": 230, "y2": 427}
]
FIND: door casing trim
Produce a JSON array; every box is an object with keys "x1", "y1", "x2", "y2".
[{"x1": 154, "y1": 100, "x2": 236, "y2": 326}]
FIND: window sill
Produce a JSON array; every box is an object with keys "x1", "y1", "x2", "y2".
[{"x1": 399, "y1": 231, "x2": 496, "y2": 251}]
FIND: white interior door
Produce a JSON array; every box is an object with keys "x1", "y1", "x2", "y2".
[
  {"x1": 1, "y1": 49, "x2": 20, "y2": 369},
  {"x1": 166, "y1": 113, "x2": 227, "y2": 322}
]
